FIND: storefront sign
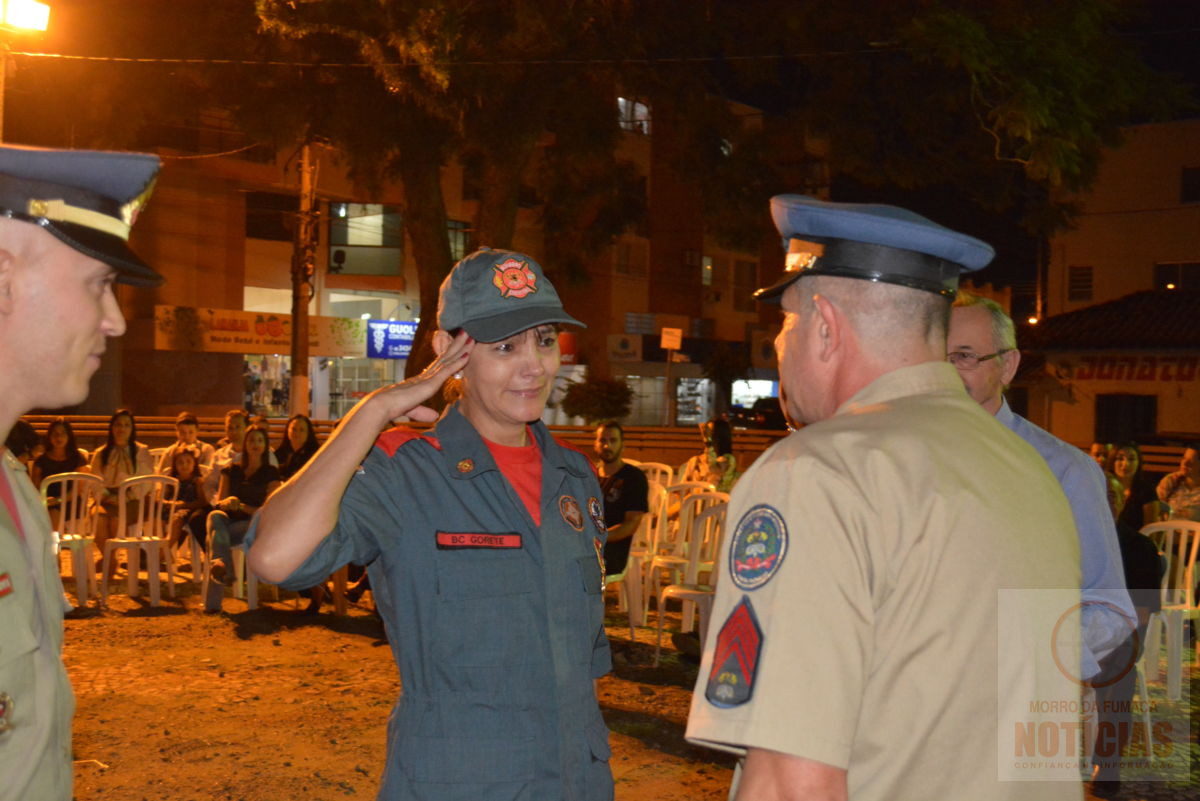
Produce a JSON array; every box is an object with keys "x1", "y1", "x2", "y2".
[
  {"x1": 154, "y1": 305, "x2": 366, "y2": 357},
  {"x1": 1057, "y1": 354, "x2": 1200, "y2": 382},
  {"x1": 367, "y1": 320, "x2": 417, "y2": 359},
  {"x1": 608, "y1": 334, "x2": 643, "y2": 362}
]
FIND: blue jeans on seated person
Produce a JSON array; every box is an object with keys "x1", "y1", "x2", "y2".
[{"x1": 208, "y1": 510, "x2": 251, "y2": 585}]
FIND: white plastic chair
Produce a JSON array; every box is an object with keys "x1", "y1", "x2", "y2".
[
  {"x1": 100, "y1": 475, "x2": 179, "y2": 607},
  {"x1": 655, "y1": 502, "x2": 728, "y2": 665},
  {"x1": 1139, "y1": 520, "x2": 1200, "y2": 700},
  {"x1": 636, "y1": 462, "x2": 674, "y2": 488},
  {"x1": 40, "y1": 472, "x2": 103, "y2": 604},
  {"x1": 645, "y1": 489, "x2": 727, "y2": 624}
]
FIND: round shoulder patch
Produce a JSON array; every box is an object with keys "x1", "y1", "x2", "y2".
[{"x1": 728, "y1": 504, "x2": 788, "y2": 590}]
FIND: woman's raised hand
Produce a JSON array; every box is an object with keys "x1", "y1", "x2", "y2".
[{"x1": 365, "y1": 331, "x2": 474, "y2": 423}]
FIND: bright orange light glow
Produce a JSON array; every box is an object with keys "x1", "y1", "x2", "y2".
[
  {"x1": 2, "y1": 0, "x2": 50, "y2": 32},
  {"x1": 1027, "y1": 317, "x2": 1039, "y2": 325},
  {"x1": 1167, "y1": 283, "x2": 1177, "y2": 290}
]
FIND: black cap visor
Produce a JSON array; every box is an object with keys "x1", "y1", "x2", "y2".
[{"x1": 29, "y1": 215, "x2": 162, "y2": 287}]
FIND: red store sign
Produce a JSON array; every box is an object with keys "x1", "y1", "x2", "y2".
[{"x1": 1058, "y1": 354, "x2": 1200, "y2": 382}]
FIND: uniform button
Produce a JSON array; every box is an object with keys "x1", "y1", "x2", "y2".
[{"x1": 457, "y1": 458, "x2": 474, "y2": 474}]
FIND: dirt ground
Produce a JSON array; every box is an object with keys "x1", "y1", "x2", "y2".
[
  {"x1": 63, "y1": 578, "x2": 734, "y2": 801},
  {"x1": 62, "y1": 576, "x2": 1196, "y2": 801}
]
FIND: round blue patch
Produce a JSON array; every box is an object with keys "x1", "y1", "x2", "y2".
[{"x1": 728, "y1": 504, "x2": 788, "y2": 590}]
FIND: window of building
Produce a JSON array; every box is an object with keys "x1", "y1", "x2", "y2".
[
  {"x1": 1067, "y1": 265, "x2": 1093, "y2": 302},
  {"x1": 701, "y1": 256, "x2": 714, "y2": 286},
  {"x1": 328, "y1": 202, "x2": 403, "y2": 276},
  {"x1": 1155, "y1": 262, "x2": 1200, "y2": 291},
  {"x1": 732, "y1": 259, "x2": 758, "y2": 312},
  {"x1": 1182, "y1": 166, "x2": 1200, "y2": 204},
  {"x1": 245, "y1": 192, "x2": 298, "y2": 242},
  {"x1": 617, "y1": 97, "x2": 651, "y2": 135},
  {"x1": 447, "y1": 220, "x2": 469, "y2": 262}
]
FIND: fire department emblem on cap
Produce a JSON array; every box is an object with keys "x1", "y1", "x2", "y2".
[
  {"x1": 0, "y1": 692, "x2": 13, "y2": 734},
  {"x1": 728, "y1": 504, "x2": 788, "y2": 590},
  {"x1": 457, "y1": 458, "x2": 474, "y2": 474},
  {"x1": 559, "y1": 495, "x2": 584, "y2": 531},
  {"x1": 492, "y1": 257, "x2": 538, "y2": 299}
]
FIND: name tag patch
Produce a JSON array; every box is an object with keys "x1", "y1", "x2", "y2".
[
  {"x1": 0, "y1": 572, "x2": 12, "y2": 599},
  {"x1": 436, "y1": 532, "x2": 522, "y2": 550}
]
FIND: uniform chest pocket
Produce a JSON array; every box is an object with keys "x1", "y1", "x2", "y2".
[
  {"x1": 434, "y1": 552, "x2": 537, "y2": 668},
  {"x1": 0, "y1": 607, "x2": 37, "y2": 670}
]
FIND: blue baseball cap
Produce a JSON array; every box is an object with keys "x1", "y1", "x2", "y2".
[
  {"x1": 755, "y1": 195, "x2": 994, "y2": 301},
  {"x1": 437, "y1": 247, "x2": 584, "y2": 342},
  {"x1": 0, "y1": 144, "x2": 161, "y2": 287}
]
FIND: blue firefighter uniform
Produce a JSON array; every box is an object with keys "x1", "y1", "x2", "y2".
[{"x1": 248, "y1": 403, "x2": 613, "y2": 801}]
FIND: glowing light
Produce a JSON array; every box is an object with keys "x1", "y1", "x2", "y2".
[
  {"x1": 1167, "y1": 283, "x2": 1177, "y2": 290},
  {"x1": 1027, "y1": 317, "x2": 1039, "y2": 325},
  {"x1": 2, "y1": 1, "x2": 50, "y2": 32},
  {"x1": 360, "y1": 313, "x2": 370, "y2": 319}
]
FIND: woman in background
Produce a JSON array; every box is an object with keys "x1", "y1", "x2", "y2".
[
  {"x1": 30, "y1": 417, "x2": 88, "y2": 490},
  {"x1": 682, "y1": 417, "x2": 739, "y2": 492},
  {"x1": 274, "y1": 413, "x2": 328, "y2": 612},
  {"x1": 1105, "y1": 442, "x2": 1160, "y2": 529},
  {"x1": 86, "y1": 409, "x2": 155, "y2": 554},
  {"x1": 204, "y1": 423, "x2": 281, "y2": 612}
]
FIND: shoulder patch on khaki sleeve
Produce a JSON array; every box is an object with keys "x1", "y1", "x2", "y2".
[
  {"x1": 705, "y1": 595, "x2": 763, "y2": 708},
  {"x1": 729, "y1": 504, "x2": 788, "y2": 590}
]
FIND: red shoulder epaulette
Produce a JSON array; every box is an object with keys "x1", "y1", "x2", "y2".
[
  {"x1": 376, "y1": 426, "x2": 441, "y2": 458},
  {"x1": 553, "y1": 435, "x2": 600, "y2": 478}
]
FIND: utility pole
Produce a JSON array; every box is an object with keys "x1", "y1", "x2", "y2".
[{"x1": 290, "y1": 141, "x2": 317, "y2": 417}]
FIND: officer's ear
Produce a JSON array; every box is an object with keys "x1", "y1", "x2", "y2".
[{"x1": 812, "y1": 293, "x2": 841, "y2": 361}]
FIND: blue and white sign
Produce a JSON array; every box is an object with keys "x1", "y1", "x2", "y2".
[{"x1": 367, "y1": 320, "x2": 417, "y2": 359}]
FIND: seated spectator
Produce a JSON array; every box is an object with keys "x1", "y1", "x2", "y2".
[
  {"x1": 204, "y1": 409, "x2": 277, "y2": 501},
  {"x1": 593, "y1": 421, "x2": 648, "y2": 578},
  {"x1": 85, "y1": 409, "x2": 155, "y2": 563},
  {"x1": 30, "y1": 417, "x2": 90, "y2": 527},
  {"x1": 1090, "y1": 472, "x2": 1165, "y2": 797},
  {"x1": 274, "y1": 414, "x2": 327, "y2": 612},
  {"x1": 155, "y1": 411, "x2": 215, "y2": 474},
  {"x1": 1105, "y1": 442, "x2": 1161, "y2": 530},
  {"x1": 204, "y1": 423, "x2": 281, "y2": 613},
  {"x1": 681, "y1": 418, "x2": 739, "y2": 492},
  {"x1": 163, "y1": 445, "x2": 209, "y2": 549},
  {"x1": 1155, "y1": 443, "x2": 1200, "y2": 520},
  {"x1": 1089, "y1": 441, "x2": 1112, "y2": 467},
  {"x1": 274, "y1": 413, "x2": 320, "y2": 480},
  {"x1": 4, "y1": 419, "x2": 41, "y2": 470}
]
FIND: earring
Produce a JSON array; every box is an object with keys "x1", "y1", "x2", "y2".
[{"x1": 452, "y1": 371, "x2": 463, "y2": 380}]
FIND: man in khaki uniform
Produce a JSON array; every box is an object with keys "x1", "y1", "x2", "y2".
[
  {"x1": 0, "y1": 145, "x2": 160, "y2": 800},
  {"x1": 686, "y1": 195, "x2": 1083, "y2": 800}
]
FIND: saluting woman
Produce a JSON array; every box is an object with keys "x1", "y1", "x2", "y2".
[{"x1": 249, "y1": 248, "x2": 613, "y2": 801}]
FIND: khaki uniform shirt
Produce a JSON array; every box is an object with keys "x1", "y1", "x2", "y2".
[
  {"x1": 0, "y1": 450, "x2": 74, "y2": 801},
  {"x1": 686, "y1": 363, "x2": 1083, "y2": 801}
]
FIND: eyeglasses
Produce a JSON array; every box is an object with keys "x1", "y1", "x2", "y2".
[{"x1": 946, "y1": 349, "x2": 1012, "y2": 370}]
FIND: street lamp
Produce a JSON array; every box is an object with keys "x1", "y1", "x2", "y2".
[{"x1": 0, "y1": 0, "x2": 50, "y2": 141}]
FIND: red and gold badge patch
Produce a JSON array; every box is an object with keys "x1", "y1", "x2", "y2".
[
  {"x1": 559, "y1": 495, "x2": 584, "y2": 531},
  {"x1": 492, "y1": 257, "x2": 538, "y2": 299}
]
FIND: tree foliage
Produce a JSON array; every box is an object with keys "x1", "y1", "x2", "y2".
[{"x1": 560, "y1": 374, "x2": 635, "y2": 425}]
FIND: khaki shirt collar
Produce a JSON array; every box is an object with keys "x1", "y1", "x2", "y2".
[{"x1": 835, "y1": 361, "x2": 966, "y2": 418}]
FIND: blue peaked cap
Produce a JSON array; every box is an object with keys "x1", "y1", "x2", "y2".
[{"x1": 755, "y1": 195, "x2": 995, "y2": 301}]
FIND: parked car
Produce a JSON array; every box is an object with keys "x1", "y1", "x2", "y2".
[{"x1": 731, "y1": 397, "x2": 789, "y2": 430}]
